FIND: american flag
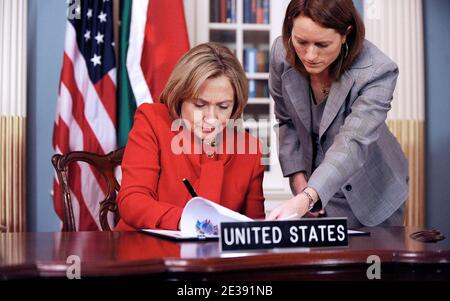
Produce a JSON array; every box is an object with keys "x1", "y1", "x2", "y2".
[{"x1": 53, "y1": 0, "x2": 117, "y2": 231}]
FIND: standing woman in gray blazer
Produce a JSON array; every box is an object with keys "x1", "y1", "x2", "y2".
[{"x1": 267, "y1": 0, "x2": 409, "y2": 228}]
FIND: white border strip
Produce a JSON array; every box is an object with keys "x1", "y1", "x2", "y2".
[{"x1": 127, "y1": 0, "x2": 153, "y2": 106}]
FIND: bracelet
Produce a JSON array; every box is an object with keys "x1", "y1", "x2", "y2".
[{"x1": 302, "y1": 188, "x2": 315, "y2": 212}]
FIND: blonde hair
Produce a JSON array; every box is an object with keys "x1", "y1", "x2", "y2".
[{"x1": 160, "y1": 42, "x2": 248, "y2": 119}]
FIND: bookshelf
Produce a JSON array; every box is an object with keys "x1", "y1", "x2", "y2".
[{"x1": 194, "y1": 0, "x2": 292, "y2": 204}]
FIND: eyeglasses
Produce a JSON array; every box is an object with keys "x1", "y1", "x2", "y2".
[{"x1": 410, "y1": 228, "x2": 445, "y2": 243}]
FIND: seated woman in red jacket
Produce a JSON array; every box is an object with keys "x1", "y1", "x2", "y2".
[{"x1": 115, "y1": 42, "x2": 265, "y2": 231}]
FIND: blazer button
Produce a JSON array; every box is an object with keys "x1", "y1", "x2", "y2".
[{"x1": 345, "y1": 184, "x2": 352, "y2": 192}]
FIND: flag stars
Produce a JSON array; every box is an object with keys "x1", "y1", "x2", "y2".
[
  {"x1": 87, "y1": 9, "x2": 93, "y2": 19},
  {"x1": 84, "y1": 30, "x2": 91, "y2": 41},
  {"x1": 94, "y1": 32, "x2": 104, "y2": 44},
  {"x1": 91, "y1": 54, "x2": 102, "y2": 66},
  {"x1": 98, "y1": 11, "x2": 107, "y2": 23}
]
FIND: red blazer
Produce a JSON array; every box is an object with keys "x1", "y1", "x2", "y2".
[{"x1": 115, "y1": 103, "x2": 265, "y2": 231}]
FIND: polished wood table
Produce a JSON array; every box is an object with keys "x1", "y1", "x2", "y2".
[{"x1": 1, "y1": 227, "x2": 449, "y2": 281}]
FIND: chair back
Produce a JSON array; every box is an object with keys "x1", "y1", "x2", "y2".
[{"x1": 51, "y1": 148, "x2": 125, "y2": 231}]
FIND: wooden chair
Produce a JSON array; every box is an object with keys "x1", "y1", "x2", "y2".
[{"x1": 51, "y1": 148, "x2": 125, "y2": 231}]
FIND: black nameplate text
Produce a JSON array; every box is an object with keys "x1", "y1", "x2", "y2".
[{"x1": 220, "y1": 218, "x2": 348, "y2": 251}]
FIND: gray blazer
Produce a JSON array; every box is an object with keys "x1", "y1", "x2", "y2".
[{"x1": 269, "y1": 37, "x2": 408, "y2": 226}]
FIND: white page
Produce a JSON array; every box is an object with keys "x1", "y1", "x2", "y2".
[
  {"x1": 180, "y1": 197, "x2": 253, "y2": 237},
  {"x1": 140, "y1": 229, "x2": 190, "y2": 239},
  {"x1": 140, "y1": 197, "x2": 253, "y2": 239}
]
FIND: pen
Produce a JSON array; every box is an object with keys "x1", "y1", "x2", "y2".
[{"x1": 182, "y1": 178, "x2": 198, "y2": 198}]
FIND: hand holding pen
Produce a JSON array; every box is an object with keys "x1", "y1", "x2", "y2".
[{"x1": 182, "y1": 178, "x2": 198, "y2": 198}]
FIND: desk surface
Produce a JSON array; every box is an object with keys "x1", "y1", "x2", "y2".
[{"x1": 1, "y1": 227, "x2": 449, "y2": 280}]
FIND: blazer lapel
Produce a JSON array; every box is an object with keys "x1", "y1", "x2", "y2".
[
  {"x1": 282, "y1": 69, "x2": 311, "y2": 132},
  {"x1": 319, "y1": 72, "x2": 355, "y2": 138}
]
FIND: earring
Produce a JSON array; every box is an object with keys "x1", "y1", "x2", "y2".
[{"x1": 343, "y1": 42, "x2": 349, "y2": 58}]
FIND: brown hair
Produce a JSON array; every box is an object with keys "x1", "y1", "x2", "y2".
[
  {"x1": 282, "y1": 0, "x2": 365, "y2": 80},
  {"x1": 160, "y1": 42, "x2": 248, "y2": 119}
]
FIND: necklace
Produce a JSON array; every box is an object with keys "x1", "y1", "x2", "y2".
[
  {"x1": 321, "y1": 86, "x2": 330, "y2": 97},
  {"x1": 203, "y1": 138, "x2": 217, "y2": 147},
  {"x1": 310, "y1": 75, "x2": 332, "y2": 98},
  {"x1": 202, "y1": 137, "x2": 217, "y2": 158}
]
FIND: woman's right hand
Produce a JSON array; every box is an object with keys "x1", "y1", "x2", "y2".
[{"x1": 266, "y1": 193, "x2": 310, "y2": 220}]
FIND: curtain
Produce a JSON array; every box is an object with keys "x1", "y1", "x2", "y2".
[
  {"x1": 0, "y1": 0, "x2": 27, "y2": 232},
  {"x1": 364, "y1": 0, "x2": 425, "y2": 226}
]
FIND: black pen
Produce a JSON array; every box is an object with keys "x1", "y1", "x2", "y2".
[{"x1": 182, "y1": 178, "x2": 198, "y2": 198}]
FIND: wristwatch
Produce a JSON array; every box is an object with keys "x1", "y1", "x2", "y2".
[{"x1": 302, "y1": 189, "x2": 315, "y2": 212}]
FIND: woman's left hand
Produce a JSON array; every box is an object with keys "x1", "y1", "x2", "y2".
[{"x1": 266, "y1": 193, "x2": 310, "y2": 220}]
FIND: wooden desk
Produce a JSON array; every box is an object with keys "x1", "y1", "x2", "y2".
[{"x1": 1, "y1": 227, "x2": 449, "y2": 280}]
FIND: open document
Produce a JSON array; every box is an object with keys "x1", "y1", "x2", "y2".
[
  {"x1": 139, "y1": 197, "x2": 369, "y2": 241},
  {"x1": 140, "y1": 197, "x2": 252, "y2": 241}
]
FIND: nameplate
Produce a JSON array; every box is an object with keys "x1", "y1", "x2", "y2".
[{"x1": 219, "y1": 218, "x2": 348, "y2": 251}]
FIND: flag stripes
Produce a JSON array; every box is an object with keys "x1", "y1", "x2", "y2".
[{"x1": 53, "y1": 0, "x2": 117, "y2": 231}]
